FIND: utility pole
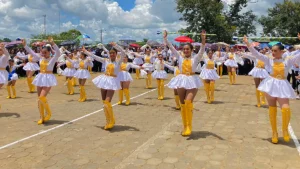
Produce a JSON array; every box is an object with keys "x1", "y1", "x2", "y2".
[
  {"x1": 43, "y1": 15, "x2": 46, "y2": 35},
  {"x1": 100, "y1": 28, "x2": 103, "y2": 43},
  {"x1": 59, "y1": 11, "x2": 60, "y2": 33}
]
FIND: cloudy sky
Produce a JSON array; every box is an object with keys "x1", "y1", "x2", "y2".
[{"x1": 0, "y1": 0, "x2": 289, "y2": 43}]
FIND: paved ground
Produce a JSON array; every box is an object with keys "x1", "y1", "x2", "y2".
[{"x1": 0, "y1": 73, "x2": 300, "y2": 169}]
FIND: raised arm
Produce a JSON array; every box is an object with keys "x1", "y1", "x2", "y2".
[
  {"x1": 49, "y1": 44, "x2": 61, "y2": 67},
  {"x1": 243, "y1": 36, "x2": 269, "y2": 63},
  {"x1": 1, "y1": 44, "x2": 10, "y2": 58},
  {"x1": 112, "y1": 43, "x2": 126, "y2": 64},
  {"x1": 193, "y1": 31, "x2": 206, "y2": 62},
  {"x1": 83, "y1": 46, "x2": 106, "y2": 63},
  {"x1": 129, "y1": 63, "x2": 141, "y2": 69},
  {"x1": 163, "y1": 31, "x2": 181, "y2": 59},
  {"x1": 22, "y1": 39, "x2": 40, "y2": 59}
]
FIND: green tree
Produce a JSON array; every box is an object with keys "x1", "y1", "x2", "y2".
[
  {"x1": 258, "y1": 0, "x2": 300, "y2": 44},
  {"x1": 3, "y1": 38, "x2": 12, "y2": 42},
  {"x1": 176, "y1": 0, "x2": 256, "y2": 43}
]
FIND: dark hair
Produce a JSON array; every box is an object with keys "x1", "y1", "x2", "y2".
[
  {"x1": 42, "y1": 46, "x2": 52, "y2": 52},
  {"x1": 109, "y1": 48, "x2": 118, "y2": 53},
  {"x1": 183, "y1": 43, "x2": 193, "y2": 50},
  {"x1": 207, "y1": 48, "x2": 215, "y2": 53},
  {"x1": 9, "y1": 59, "x2": 14, "y2": 62},
  {"x1": 158, "y1": 54, "x2": 163, "y2": 57},
  {"x1": 174, "y1": 60, "x2": 178, "y2": 67},
  {"x1": 273, "y1": 44, "x2": 284, "y2": 50},
  {"x1": 80, "y1": 52, "x2": 87, "y2": 58}
]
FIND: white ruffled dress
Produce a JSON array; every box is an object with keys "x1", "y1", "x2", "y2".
[
  {"x1": 117, "y1": 63, "x2": 140, "y2": 82},
  {"x1": 164, "y1": 39, "x2": 205, "y2": 89},
  {"x1": 199, "y1": 58, "x2": 220, "y2": 80},
  {"x1": 243, "y1": 53, "x2": 270, "y2": 79},
  {"x1": 16, "y1": 53, "x2": 40, "y2": 71},
  {"x1": 74, "y1": 59, "x2": 93, "y2": 79},
  {"x1": 0, "y1": 51, "x2": 9, "y2": 84},
  {"x1": 24, "y1": 45, "x2": 61, "y2": 87},
  {"x1": 224, "y1": 53, "x2": 239, "y2": 67},
  {"x1": 152, "y1": 61, "x2": 168, "y2": 79},
  {"x1": 248, "y1": 47, "x2": 300, "y2": 99}
]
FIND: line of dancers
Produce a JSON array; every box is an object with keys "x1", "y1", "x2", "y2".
[{"x1": 1, "y1": 32, "x2": 300, "y2": 144}]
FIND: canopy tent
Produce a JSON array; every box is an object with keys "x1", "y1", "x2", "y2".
[{"x1": 175, "y1": 36, "x2": 194, "y2": 43}]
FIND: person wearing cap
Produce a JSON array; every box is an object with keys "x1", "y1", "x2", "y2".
[
  {"x1": 83, "y1": 42, "x2": 126, "y2": 130},
  {"x1": 5, "y1": 59, "x2": 24, "y2": 99},
  {"x1": 243, "y1": 34, "x2": 300, "y2": 144},
  {"x1": 0, "y1": 43, "x2": 10, "y2": 111},
  {"x1": 164, "y1": 30, "x2": 206, "y2": 136},
  {"x1": 21, "y1": 38, "x2": 61, "y2": 125}
]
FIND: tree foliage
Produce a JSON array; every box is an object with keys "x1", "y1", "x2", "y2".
[
  {"x1": 31, "y1": 29, "x2": 82, "y2": 45},
  {"x1": 258, "y1": 0, "x2": 300, "y2": 44},
  {"x1": 176, "y1": 0, "x2": 257, "y2": 43}
]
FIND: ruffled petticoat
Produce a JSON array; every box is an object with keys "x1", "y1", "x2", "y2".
[
  {"x1": 74, "y1": 69, "x2": 91, "y2": 79},
  {"x1": 199, "y1": 68, "x2": 220, "y2": 80},
  {"x1": 133, "y1": 58, "x2": 144, "y2": 65},
  {"x1": 258, "y1": 77, "x2": 296, "y2": 99},
  {"x1": 8, "y1": 73, "x2": 18, "y2": 81},
  {"x1": 152, "y1": 70, "x2": 168, "y2": 79},
  {"x1": 142, "y1": 63, "x2": 154, "y2": 71},
  {"x1": 23, "y1": 62, "x2": 40, "y2": 71},
  {"x1": 167, "y1": 74, "x2": 203, "y2": 89},
  {"x1": 62, "y1": 68, "x2": 77, "y2": 77},
  {"x1": 92, "y1": 75, "x2": 121, "y2": 90},
  {"x1": 0, "y1": 70, "x2": 8, "y2": 84},
  {"x1": 224, "y1": 60, "x2": 238, "y2": 67},
  {"x1": 248, "y1": 67, "x2": 269, "y2": 79},
  {"x1": 32, "y1": 73, "x2": 57, "y2": 87},
  {"x1": 117, "y1": 71, "x2": 133, "y2": 82}
]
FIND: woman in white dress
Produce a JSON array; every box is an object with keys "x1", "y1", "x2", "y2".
[
  {"x1": 57, "y1": 53, "x2": 78, "y2": 95},
  {"x1": 0, "y1": 43, "x2": 10, "y2": 111},
  {"x1": 132, "y1": 48, "x2": 144, "y2": 79},
  {"x1": 152, "y1": 54, "x2": 168, "y2": 100},
  {"x1": 244, "y1": 34, "x2": 300, "y2": 144},
  {"x1": 241, "y1": 51, "x2": 270, "y2": 107},
  {"x1": 132, "y1": 46, "x2": 156, "y2": 89},
  {"x1": 73, "y1": 52, "x2": 93, "y2": 102},
  {"x1": 22, "y1": 38, "x2": 61, "y2": 125},
  {"x1": 164, "y1": 30, "x2": 206, "y2": 136},
  {"x1": 224, "y1": 48, "x2": 239, "y2": 84},
  {"x1": 200, "y1": 49, "x2": 220, "y2": 104},
  {"x1": 15, "y1": 51, "x2": 40, "y2": 93},
  {"x1": 117, "y1": 55, "x2": 141, "y2": 105},
  {"x1": 83, "y1": 43, "x2": 126, "y2": 130},
  {"x1": 214, "y1": 47, "x2": 226, "y2": 77},
  {"x1": 6, "y1": 59, "x2": 24, "y2": 99}
]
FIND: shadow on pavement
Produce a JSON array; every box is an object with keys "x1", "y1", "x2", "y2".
[
  {"x1": 187, "y1": 131, "x2": 225, "y2": 141},
  {"x1": 262, "y1": 137, "x2": 298, "y2": 148},
  {"x1": 0, "y1": 112, "x2": 21, "y2": 118},
  {"x1": 96, "y1": 125, "x2": 140, "y2": 133},
  {"x1": 43, "y1": 120, "x2": 71, "y2": 126}
]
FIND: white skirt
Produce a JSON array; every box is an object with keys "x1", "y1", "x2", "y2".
[
  {"x1": 23, "y1": 62, "x2": 39, "y2": 71},
  {"x1": 133, "y1": 58, "x2": 144, "y2": 65},
  {"x1": 0, "y1": 70, "x2": 8, "y2": 84},
  {"x1": 258, "y1": 77, "x2": 296, "y2": 99},
  {"x1": 9, "y1": 73, "x2": 18, "y2": 81},
  {"x1": 224, "y1": 60, "x2": 238, "y2": 67},
  {"x1": 199, "y1": 68, "x2": 220, "y2": 80},
  {"x1": 62, "y1": 68, "x2": 77, "y2": 77},
  {"x1": 142, "y1": 63, "x2": 154, "y2": 71},
  {"x1": 33, "y1": 73, "x2": 57, "y2": 87},
  {"x1": 248, "y1": 67, "x2": 269, "y2": 79},
  {"x1": 167, "y1": 74, "x2": 203, "y2": 89},
  {"x1": 74, "y1": 69, "x2": 91, "y2": 79},
  {"x1": 117, "y1": 71, "x2": 133, "y2": 82},
  {"x1": 152, "y1": 70, "x2": 168, "y2": 79},
  {"x1": 92, "y1": 75, "x2": 121, "y2": 90}
]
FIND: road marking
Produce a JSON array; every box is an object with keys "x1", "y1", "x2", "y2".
[
  {"x1": 289, "y1": 123, "x2": 300, "y2": 156},
  {"x1": 0, "y1": 88, "x2": 158, "y2": 151}
]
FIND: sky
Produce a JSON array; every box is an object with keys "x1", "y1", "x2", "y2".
[{"x1": 0, "y1": 0, "x2": 290, "y2": 43}]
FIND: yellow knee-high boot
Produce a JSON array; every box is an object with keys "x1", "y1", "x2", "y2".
[
  {"x1": 217, "y1": 65, "x2": 220, "y2": 76},
  {"x1": 174, "y1": 95, "x2": 181, "y2": 110},
  {"x1": 184, "y1": 100, "x2": 193, "y2": 136},
  {"x1": 26, "y1": 77, "x2": 31, "y2": 93},
  {"x1": 282, "y1": 108, "x2": 291, "y2": 142},
  {"x1": 256, "y1": 89, "x2": 261, "y2": 108},
  {"x1": 67, "y1": 79, "x2": 72, "y2": 94},
  {"x1": 136, "y1": 69, "x2": 140, "y2": 79},
  {"x1": 269, "y1": 106, "x2": 278, "y2": 144},
  {"x1": 78, "y1": 85, "x2": 83, "y2": 102},
  {"x1": 180, "y1": 102, "x2": 188, "y2": 136},
  {"x1": 11, "y1": 85, "x2": 16, "y2": 99},
  {"x1": 145, "y1": 76, "x2": 149, "y2": 88},
  {"x1": 204, "y1": 82, "x2": 211, "y2": 104},
  {"x1": 103, "y1": 100, "x2": 111, "y2": 130},
  {"x1": 210, "y1": 81, "x2": 215, "y2": 102},
  {"x1": 160, "y1": 80, "x2": 164, "y2": 100},
  {"x1": 260, "y1": 92, "x2": 266, "y2": 105},
  {"x1": 6, "y1": 85, "x2": 11, "y2": 99},
  {"x1": 124, "y1": 88, "x2": 130, "y2": 105},
  {"x1": 118, "y1": 90, "x2": 123, "y2": 105},
  {"x1": 105, "y1": 101, "x2": 115, "y2": 129},
  {"x1": 228, "y1": 72, "x2": 233, "y2": 85},
  {"x1": 220, "y1": 66, "x2": 223, "y2": 77},
  {"x1": 37, "y1": 99, "x2": 45, "y2": 125},
  {"x1": 148, "y1": 73, "x2": 152, "y2": 88},
  {"x1": 232, "y1": 71, "x2": 236, "y2": 84},
  {"x1": 39, "y1": 96, "x2": 52, "y2": 122},
  {"x1": 156, "y1": 79, "x2": 161, "y2": 99},
  {"x1": 72, "y1": 77, "x2": 77, "y2": 86},
  {"x1": 30, "y1": 77, "x2": 35, "y2": 92},
  {"x1": 81, "y1": 86, "x2": 86, "y2": 102}
]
